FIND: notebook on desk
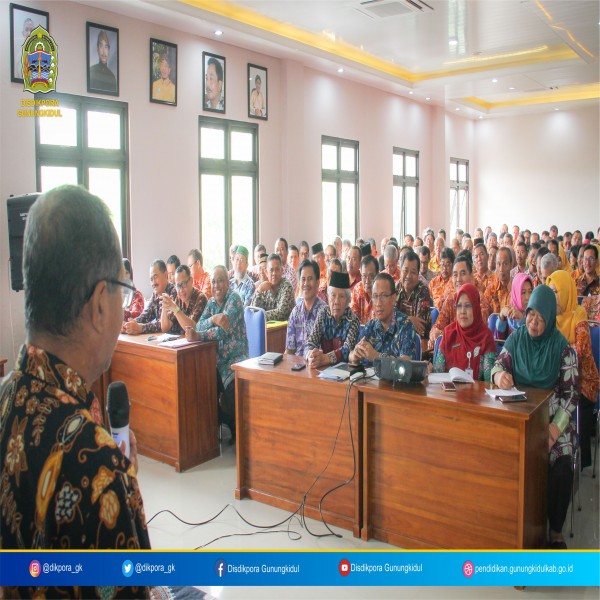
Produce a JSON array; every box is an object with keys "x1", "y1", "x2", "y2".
[{"x1": 258, "y1": 352, "x2": 283, "y2": 365}]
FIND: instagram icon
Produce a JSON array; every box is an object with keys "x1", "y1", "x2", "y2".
[{"x1": 29, "y1": 560, "x2": 41, "y2": 578}]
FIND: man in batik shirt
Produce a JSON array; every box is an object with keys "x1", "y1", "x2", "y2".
[
  {"x1": 305, "y1": 270, "x2": 360, "y2": 367},
  {"x1": 349, "y1": 273, "x2": 417, "y2": 364},
  {"x1": 576, "y1": 245, "x2": 600, "y2": 297},
  {"x1": 396, "y1": 250, "x2": 432, "y2": 339},
  {"x1": 229, "y1": 245, "x2": 255, "y2": 308},
  {"x1": 484, "y1": 246, "x2": 513, "y2": 314},
  {"x1": 0, "y1": 185, "x2": 150, "y2": 599},
  {"x1": 160, "y1": 264, "x2": 207, "y2": 335},
  {"x1": 285, "y1": 259, "x2": 326, "y2": 356},
  {"x1": 275, "y1": 237, "x2": 299, "y2": 293},
  {"x1": 350, "y1": 254, "x2": 379, "y2": 324},
  {"x1": 250, "y1": 253, "x2": 295, "y2": 321},
  {"x1": 124, "y1": 259, "x2": 177, "y2": 334}
]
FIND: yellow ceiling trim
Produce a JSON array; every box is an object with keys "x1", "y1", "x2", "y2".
[
  {"x1": 463, "y1": 83, "x2": 600, "y2": 109},
  {"x1": 180, "y1": 0, "x2": 579, "y2": 84}
]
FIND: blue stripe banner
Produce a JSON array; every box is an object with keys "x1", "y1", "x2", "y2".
[{"x1": 0, "y1": 550, "x2": 598, "y2": 587}]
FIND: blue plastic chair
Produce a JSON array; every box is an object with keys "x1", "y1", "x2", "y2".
[
  {"x1": 414, "y1": 330, "x2": 422, "y2": 360},
  {"x1": 244, "y1": 306, "x2": 266, "y2": 358},
  {"x1": 433, "y1": 335, "x2": 442, "y2": 364},
  {"x1": 577, "y1": 296, "x2": 584, "y2": 305},
  {"x1": 430, "y1": 307, "x2": 439, "y2": 326},
  {"x1": 487, "y1": 312, "x2": 505, "y2": 354}
]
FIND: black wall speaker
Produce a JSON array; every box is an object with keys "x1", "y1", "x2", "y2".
[{"x1": 7, "y1": 193, "x2": 39, "y2": 292}]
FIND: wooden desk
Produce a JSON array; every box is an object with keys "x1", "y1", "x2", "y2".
[
  {"x1": 360, "y1": 379, "x2": 549, "y2": 549},
  {"x1": 266, "y1": 321, "x2": 287, "y2": 353},
  {"x1": 233, "y1": 355, "x2": 362, "y2": 536},
  {"x1": 95, "y1": 335, "x2": 219, "y2": 472}
]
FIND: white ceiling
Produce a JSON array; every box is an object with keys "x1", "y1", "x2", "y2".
[{"x1": 82, "y1": 0, "x2": 600, "y2": 118}]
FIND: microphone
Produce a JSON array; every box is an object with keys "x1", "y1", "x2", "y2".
[
  {"x1": 106, "y1": 381, "x2": 130, "y2": 458},
  {"x1": 374, "y1": 358, "x2": 428, "y2": 384}
]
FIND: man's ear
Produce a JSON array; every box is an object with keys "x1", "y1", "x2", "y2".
[{"x1": 88, "y1": 280, "x2": 109, "y2": 334}]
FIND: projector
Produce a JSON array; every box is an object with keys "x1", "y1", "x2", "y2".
[{"x1": 373, "y1": 357, "x2": 428, "y2": 384}]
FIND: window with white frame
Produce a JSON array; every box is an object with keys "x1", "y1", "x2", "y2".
[
  {"x1": 449, "y1": 157, "x2": 469, "y2": 236},
  {"x1": 198, "y1": 116, "x2": 258, "y2": 269},
  {"x1": 35, "y1": 92, "x2": 130, "y2": 255},
  {"x1": 393, "y1": 147, "x2": 419, "y2": 241},
  {"x1": 321, "y1": 136, "x2": 359, "y2": 244}
]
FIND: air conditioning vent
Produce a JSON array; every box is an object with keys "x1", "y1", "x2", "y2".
[{"x1": 355, "y1": 0, "x2": 434, "y2": 20}]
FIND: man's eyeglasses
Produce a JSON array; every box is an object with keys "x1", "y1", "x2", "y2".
[
  {"x1": 372, "y1": 293, "x2": 394, "y2": 303},
  {"x1": 361, "y1": 274, "x2": 376, "y2": 282},
  {"x1": 108, "y1": 279, "x2": 136, "y2": 308},
  {"x1": 176, "y1": 278, "x2": 191, "y2": 290}
]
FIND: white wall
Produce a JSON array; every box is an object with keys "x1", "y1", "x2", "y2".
[
  {"x1": 475, "y1": 106, "x2": 600, "y2": 234},
  {"x1": 1, "y1": 1, "x2": 598, "y2": 366}
]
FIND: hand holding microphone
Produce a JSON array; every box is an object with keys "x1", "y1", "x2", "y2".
[{"x1": 107, "y1": 381, "x2": 130, "y2": 458}]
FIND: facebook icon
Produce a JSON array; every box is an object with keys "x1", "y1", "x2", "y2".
[{"x1": 215, "y1": 559, "x2": 226, "y2": 578}]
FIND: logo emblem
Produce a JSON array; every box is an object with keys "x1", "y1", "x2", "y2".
[
  {"x1": 215, "y1": 559, "x2": 226, "y2": 578},
  {"x1": 29, "y1": 560, "x2": 41, "y2": 578},
  {"x1": 122, "y1": 560, "x2": 133, "y2": 577},
  {"x1": 462, "y1": 560, "x2": 474, "y2": 578},
  {"x1": 338, "y1": 559, "x2": 350, "y2": 576},
  {"x1": 21, "y1": 26, "x2": 58, "y2": 94}
]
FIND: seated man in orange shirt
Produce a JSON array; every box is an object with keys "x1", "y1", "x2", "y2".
[
  {"x1": 382, "y1": 243, "x2": 401, "y2": 284},
  {"x1": 429, "y1": 247, "x2": 455, "y2": 309},
  {"x1": 484, "y1": 246, "x2": 512, "y2": 314},
  {"x1": 350, "y1": 254, "x2": 379, "y2": 324},
  {"x1": 187, "y1": 248, "x2": 212, "y2": 299}
]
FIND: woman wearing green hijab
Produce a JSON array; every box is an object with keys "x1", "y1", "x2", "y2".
[{"x1": 491, "y1": 285, "x2": 578, "y2": 550}]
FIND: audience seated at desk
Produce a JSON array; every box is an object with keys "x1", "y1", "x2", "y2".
[
  {"x1": 186, "y1": 266, "x2": 248, "y2": 443},
  {"x1": 160, "y1": 264, "x2": 207, "y2": 335},
  {"x1": 122, "y1": 257, "x2": 144, "y2": 321},
  {"x1": 494, "y1": 273, "x2": 533, "y2": 340},
  {"x1": 546, "y1": 270, "x2": 599, "y2": 471},
  {"x1": 429, "y1": 248, "x2": 455, "y2": 309},
  {"x1": 285, "y1": 259, "x2": 326, "y2": 357},
  {"x1": 305, "y1": 270, "x2": 360, "y2": 368},
  {"x1": 350, "y1": 254, "x2": 378, "y2": 325},
  {"x1": 123, "y1": 259, "x2": 177, "y2": 335},
  {"x1": 349, "y1": 273, "x2": 417, "y2": 364},
  {"x1": 229, "y1": 245, "x2": 255, "y2": 308},
  {"x1": 433, "y1": 283, "x2": 496, "y2": 381},
  {"x1": 491, "y1": 285, "x2": 577, "y2": 550},
  {"x1": 250, "y1": 253, "x2": 295, "y2": 321},
  {"x1": 396, "y1": 249, "x2": 432, "y2": 339}
]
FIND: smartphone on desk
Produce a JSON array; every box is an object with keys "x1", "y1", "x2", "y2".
[
  {"x1": 498, "y1": 395, "x2": 526, "y2": 403},
  {"x1": 441, "y1": 382, "x2": 456, "y2": 392},
  {"x1": 291, "y1": 363, "x2": 306, "y2": 371}
]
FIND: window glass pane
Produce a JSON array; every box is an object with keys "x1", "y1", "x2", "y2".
[
  {"x1": 405, "y1": 155, "x2": 417, "y2": 178},
  {"x1": 458, "y1": 189, "x2": 468, "y2": 231},
  {"x1": 201, "y1": 174, "x2": 225, "y2": 269},
  {"x1": 405, "y1": 186, "x2": 417, "y2": 238},
  {"x1": 449, "y1": 161, "x2": 457, "y2": 182},
  {"x1": 89, "y1": 167, "x2": 122, "y2": 246},
  {"x1": 200, "y1": 127, "x2": 225, "y2": 159},
  {"x1": 40, "y1": 166, "x2": 78, "y2": 191},
  {"x1": 392, "y1": 185, "x2": 403, "y2": 240},
  {"x1": 340, "y1": 183, "x2": 356, "y2": 242},
  {"x1": 393, "y1": 153, "x2": 403, "y2": 177},
  {"x1": 322, "y1": 144, "x2": 337, "y2": 170},
  {"x1": 39, "y1": 106, "x2": 77, "y2": 146},
  {"x1": 87, "y1": 111, "x2": 121, "y2": 149},
  {"x1": 458, "y1": 162, "x2": 467, "y2": 182},
  {"x1": 231, "y1": 131, "x2": 253, "y2": 162},
  {"x1": 340, "y1": 146, "x2": 355, "y2": 172},
  {"x1": 449, "y1": 189, "x2": 458, "y2": 238},
  {"x1": 322, "y1": 181, "x2": 337, "y2": 244},
  {"x1": 231, "y1": 176, "x2": 253, "y2": 257}
]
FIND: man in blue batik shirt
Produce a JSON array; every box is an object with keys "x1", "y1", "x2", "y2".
[{"x1": 349, "y1": 273, "x2": 417, "y2": 365}]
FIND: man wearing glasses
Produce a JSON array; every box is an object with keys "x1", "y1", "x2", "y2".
[
  {"x1": 123, "y1": 260, "x2": 177, "y2": 335},
  {"x1": 349, "y1": 273, "x2": 417, "y2": 364},
  {"x1": 350, "y1": 255, "x2": 379, "y2": 324},
  {"x1": 160, "y1": 265, "x2": 207, "y2": 335},
  {"x1": 0, "y1": 185, "x2": 150, "y2": 598}
]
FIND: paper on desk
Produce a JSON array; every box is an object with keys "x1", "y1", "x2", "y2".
[
  {"x1": 317, "y1": 366, "x2": 351, "y2": 382},
  {"x1": 156, "y1": 333, "x2": 180, "y2": 342},
  {"x1": 485, "y1": 387, "x2": 526, "y2": 399},
  {"x1": 158, "y1": 337, "x2": 201, "y2": 348}
]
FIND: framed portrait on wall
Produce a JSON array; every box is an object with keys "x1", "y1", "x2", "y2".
[
  {"x1": 10, "y1": 3, "x2": 49, "y2": 83},
  {"x1": 203, "y1": 51, "x2": 225, "y2": 113},
  {"x1": 248, "y1": 64, "x2": 267, "y2": 120},
  {"x1": 87, "y1": 22, "x2": 119, "y2": 96},
  {"x1": 150, "y1": 38, "x2": 177, "y2": 105}
]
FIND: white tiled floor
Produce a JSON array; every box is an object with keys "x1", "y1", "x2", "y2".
[{"x1": 137, "y1": 437, "x2": 599, "y2": 599}]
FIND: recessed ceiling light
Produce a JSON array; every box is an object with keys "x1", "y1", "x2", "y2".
[
  {"x1": 555, "y1": 107, "x2": 559, "y2": 111},
  {"x1": 425, "y1": 97, "x2": 431, "y2": 100},
  {"x1": 409, "y1": 91, "x2": 414, "y2": 95},
  {"x1": 214, "y1": 30, "x2": 223, "y2": 36},
  {"x1": 337, "y1": 67, "x2": 344, "y2": 73},
  {"x1": 509, "y1": 86, "x2": 516, "y2": 90},
  {"x1": 456, "y1": 108, "x2": 460, "y2": 111},
  {"x1": 492, "y1": 78, "x2": 498, "y2": 83},
  {"x1": 449, "y1": 38, "x2": 458, "y2": 46}
]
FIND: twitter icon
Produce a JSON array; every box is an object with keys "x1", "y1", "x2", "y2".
[{"x1": 122, "y1": 560, "x2": 134, "y2": 578}]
